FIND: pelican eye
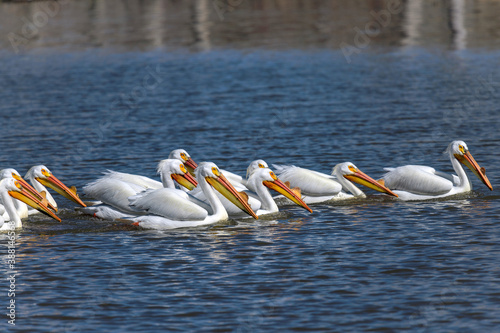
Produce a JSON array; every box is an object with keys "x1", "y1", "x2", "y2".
[
  {"x1": 12, "y1": 173, "x2": 20, "y2": 179},
  {"x1": 270, "y1": 171, "x2": 277, "y2": 180},
  {"x1": 458, "y1": 145, "x2": 466, "y2": 154},
  {"x1": 180, "y1": 153, "x2": 187, "y2": 161},
  {"x1": 14, "y1": 181, "x2": 22, "y2": 190},
  {"x1": 41, "y1": 169, "x2": 51, "y2": 177},
  {"x1": 348, "y1": 165, "x2": 357, "y2": 173},
  {"x1": 212, "y1": 167, "x2": 220, "y2": 177},
  {"x1": 259, "y1": 163, "x2": 264, "y2": 168},
  {"x1": 180, "y1": 164, "x2": 187, "y2": 173}
]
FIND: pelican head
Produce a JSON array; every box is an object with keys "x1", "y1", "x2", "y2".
[
  {"x1": 246, "y1": 159, "x2": 269, "y2": 179},
  {"x1": 249, "y1": 168, "x2": 312, "y2": 213},
  {"x1": 0, "y1": 169, "x2": 28, "y2": 190},
  {"x1": 0, "y1": 168, "x2": 27, "y2": 187},
  {"x1": 26, "y1": 165, "x2": 87, "y2": 207},
  {"x1": 0, "y1": 168, "x2": 57, "y2": 211},
  {"x1": 197, "y1": 162, "x2": 258, "y2": 219},
  {"x1": 0, "y1": 168, "x2": 21, "y2": 179},
  {"x1": 449, "y1": 140, "x2": 492, "y2": 190},
  {"x1": 157, "y1": 159, "x2": 198, "y2": 190},
  {"x1": 169, "y1": 149, "x2": 198, "y2": 175},
  {"x1": 334, "y1": 162, "x2": 398, "y2": 197},
  {"x1": 1, "y1": 177, "x2": 61, "y2": 222}
]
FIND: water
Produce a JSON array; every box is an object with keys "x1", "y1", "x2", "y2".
[{"x1": 1, "y1": 0, "x2": 500, "y2": 332}]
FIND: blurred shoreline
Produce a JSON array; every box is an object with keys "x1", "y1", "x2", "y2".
[{"x1": 1, "y1": 0, "x2": 500, "y2": 53}]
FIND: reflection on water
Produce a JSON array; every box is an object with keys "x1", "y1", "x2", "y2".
[
  {"x1": 402, "y1": 0, "x2": 469, "y2": 50},
  {"x1": 1, "y1": 0, "x2": 500, "y2": 53}
]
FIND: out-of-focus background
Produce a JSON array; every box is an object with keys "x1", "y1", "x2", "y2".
[{"x1": 1, "y1": 0, "x2": 500, "y2": 52}]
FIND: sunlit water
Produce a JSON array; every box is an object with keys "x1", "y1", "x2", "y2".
[{"x1": 1, "y1": 1, "x2": 500, "y2": 332}]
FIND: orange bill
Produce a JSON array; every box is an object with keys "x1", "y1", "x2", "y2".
[
  {"x1": 206, "y1": 173, "x2": 259, "y2": 219},
  {"x1": 263, "y1": 177, "x2": 313, "y2": 213},
  {"x1": 36, "y1": 173, "x2": 87, "y2": 207},
  {"x1": 345, "y1": 170, "x2": 399, "y2": 197},
  {"x1": 184, "y1": 158, "x2": 198, "y2": 176},
  {"x1": 456, "y1": 151, "x2": 493, "y2": 191},
  {"x1": 9, "y1": 182, "x2": 61, "y2": 222},
  {"x1": 11, "y1": 173, "x2": 58, "y2": 212},
  {"x1": 172, "y1": 170, "x2": 198, "y2": 190}
]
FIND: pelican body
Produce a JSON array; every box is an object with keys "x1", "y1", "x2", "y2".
[
  {"x1": 130, "y1": 162, "x2": 258, "y2": 230},
  {"x1": 87, "y1": 159, "x2": 198, "y2": 194},
  {"x1": 81, "y1": 160, "x2": 198, "y2": 219},
  {"x1": 382, "y1": 140, "x2": 492, "y2": 201},
  {"x1": 274, "y1": 162, "x2": 397, "y2": 204},
  {"x1": 91, "y1": 149, "x2": 199, "y2": 193}
]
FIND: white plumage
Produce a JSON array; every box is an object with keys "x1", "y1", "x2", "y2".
[
  {"x1": 274, "y1": 162, "x2": 397, "y2": 204},
  {"x1": 0, "y1": 169, "x2": 31, "y2": 219},
  {"x1": 383, "y1": 165, "x2": 453, "y2": 196},
  {"x1": 81, "y1": 159, "x2": 198, "y2": 219},
  {"x1": 244, "y1": 167, "x2": 312, "y2": 216},
  {"x1": 100, "y1": 170, "x2": 163, "y2": 190},
  {"x1": 0, "y1": 177, "x2": 61, "y2": 230},
  {"x1": 189, "y1": 160, "x2": 269, "y2": 215},
  {"x1": 25, "y1": 165, "x2": 86, "y2": 208},
  {"x1": 168, "y1": 149, "x2": 198, "y2": 175},
  {"x1": 273, "y1": 165, "x2": 342, "y2": 196},
  {"x1": 84, "y1": 178, "x2": 146, "y2": 214},
  {"x1": 382, "y1": 140, "x2": 492, "y2": 201},
  {"x1": 128, "y1": 188, "x2": 208, "y2": 221},
  {"x1": 130, "y1": 162, "x2": 258, "y2": 230}
]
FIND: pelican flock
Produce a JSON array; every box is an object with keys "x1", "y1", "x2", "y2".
[
  {"x1": 126, "y1": 162, "x2": 258, "y2": 229},
  {"x1": 0, "y1": 141, "x2": 494, "y2": 231},
  {"x1": 0, "y1": 177, "x2": 61, "y2": 230},
  {"x1": 0, "y1": 165, "x2": 87, "y2": 230},
  {"x1": 79, "y1": 159, "x2": 200, "y2": 220}
]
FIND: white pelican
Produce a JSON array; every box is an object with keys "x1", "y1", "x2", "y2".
[
  {"x1": 128, "y1": 162, "x2": 258, "y2": 230},
  {"x1": 382, "y1": 140, "x2": 493, "y2": 201},
  {"x1": 93, "y1": 159, "x2": 198, "y2": 191},
  {"x1": 0, "y1": 177, "x2": 61, "y2": 230},
  {"x1": 92, "y1": 149, "x2": 199, "y2": 191},
  {"x1": 245, "y1": 167, "x2": 312, "y2": 216},
  {"x1": 0, "y1": 168, "x2": 57, "y2": 218},
  {"x1": 168, "y1": 149, "x2": 198, "y2": 176},
  {"x1": 81, "y1": 160, "x2": 198, "y2": 220},
  {"x1": 167, "y1": 152, "x2": 265, "y2": 213},
  {"x1": 273, "y1": 162, "x2": 398, "y2": 204},
  {"x1": 189, "y1": 160, "x2": 270, "y2": 215},
  {"x1": 24, "y1": 165, "x2": 86, "y2": 209}
]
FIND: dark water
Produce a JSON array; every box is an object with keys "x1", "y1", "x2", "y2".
[{"x1": 1, "y1": 1, "x2": 500, "y2": 332}]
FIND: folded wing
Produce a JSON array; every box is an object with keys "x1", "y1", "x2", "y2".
[
  {"x1": 102, "y1": 170, "x2": 163, "y2": 189},
  {"x1": 128, "y1": 188, "x2": 208, "y2": 221},
  {"x1": 83, "y1": 178, "x2": 146, "y2": 213},
  {"x1": 383, "y1": 165, "x2": 453, "y2": 195},
  {"x1": 273, "y1": 164, "x2": 342, "y2": 196}
]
